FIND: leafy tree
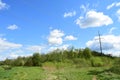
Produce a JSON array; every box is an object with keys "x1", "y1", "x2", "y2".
[
  {"x1": 40, "y1": 54, "x2": 47, "y2": 63},
  {"x1": 3, "y1": 58, "x2": 12, "y2": 65},
  {"x1": 0, "y1": 61, "x2": 4, "y2": 65},
  {"x1": 67, "y1": 47, "x2": 74, "y2": 59},
  {"x1": 83, "y1": 47, "x2": 92, "y2": 59},
  {"x1": 13, "y1": 57, "x2": 25, "y2": 66},
  {"x1": 24, "y1": 57, "x2": 33, "y2": 66},
  {"x1": 78, "y1": 49, "x2": 83, "y2": 58},
  {"x1": 32, "y1": 53, "x2": 42, "y2": 66}
]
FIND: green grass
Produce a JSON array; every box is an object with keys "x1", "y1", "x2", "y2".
[
  {"x1": 0, "y1": 65, "x2": 120, "y2": 80},
  {"x1": 0, "y1": 66, "x2": 45, "y2": 80}
]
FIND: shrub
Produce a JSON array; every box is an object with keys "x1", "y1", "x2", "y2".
[
  {"x1": 82, "y1": 47, "x2": 92, "y2": 59},
  {"x1": 91, "y1": 57, "x2": 104, "y2": 67},
  {"x1": 110, "y1": 66, "x2": 120, "y2": 74},
  {"x1": 2, "y1": 65, "x2": 12, "y2": 70},
  {"x1": 73, "y1": 58, "x2": 91, "y2": 68},
  {"x1": 109, "y1": 58, "x2": 120, "y2": 74}
]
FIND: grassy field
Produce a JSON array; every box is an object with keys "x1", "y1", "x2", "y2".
[{"x1": 0, "y1": 63, "x2": 120, "y2": 80}]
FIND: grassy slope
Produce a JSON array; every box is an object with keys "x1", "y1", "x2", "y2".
[
  {"x1": 0, "y1": 63, "x2": 120, "y2": 80},
  {"x1": 0, "y1": 67, "x2": 45, "y2": 80}
]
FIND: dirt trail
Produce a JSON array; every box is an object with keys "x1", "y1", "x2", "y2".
[
  {"x1": 43, "y1": 66, "x2": 58, "y2": 80},
  {"x1": 92, "y1": 75, "x2": 97, "y2": 80}
]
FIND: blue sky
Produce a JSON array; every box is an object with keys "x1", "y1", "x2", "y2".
[{"x1": 0, "y1": 0, "x2": 120, "y2": 60}]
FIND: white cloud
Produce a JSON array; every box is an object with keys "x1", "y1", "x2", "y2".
[
  {"x1": 116, "y1": 2, "x2": 120, "y2": 7},
  {"x1": 48, "y1": 29, "x2": 64, "y2": 45},
  {"x1": 80, "y1": 4, "x2": 89, "y2": 12},
  {"x1": 106, "y1": 2, "x2": 116, "y2": 10},
  {"x1": 0, "y1": 38, "x2": 22, "y2": 52},
  {"x1": 0, "y1": 56, "x2": 6, "y2": 61},
  {"x1": 8, "y1": 53, "x2": 19, "y2": 59},
  {"x1": 49, "y1": 44, "x2": 69, "y2": 52},
  {"x1": 7, "y1": 24, "x2": 18, "y2": 30},
  {"x1": 116, "y1": 9, "x2": 120, "y2": 21},
  {"x1": 107, "y1": 2, "x2": 120, "y2": 10},
  {"x1": 80, "y1": 5, "x2": 87, "y2": 12},
  {"x1": 76, "y1": 10, "x2": 113, "y2": 28},
  {"x1": 86, "y1": 34, "x2": 120, "y2": 56},
  {"x1": 0, "y1": 0, "x2": 8, "y2": 10},
  {"x1": 64, "y1": 11, "x2": 76, "y2": 18},
  {"x1": 109, "y1": 27, "x2": 117, "y2": 34},
  {"x1": 27, "y1": 45, "x2": 43, "y2": 53},
  {"x1": 6, "y1": 50, "x2": 32, "y2": 59},
  {"x1": 65, "y1": 35, "x2": 77, "y2": 41}
]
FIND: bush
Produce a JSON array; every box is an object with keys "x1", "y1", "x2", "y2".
[
  {"x1": 110, "y1": 66, "x2": 120, "y2": 74},
  {"x1": 82, "y1": 47, "x2": 92, "y2": 59},
  {"x1": 73, "y1": 58, "x2": 91, "y2": 68},
  {"x1": 2, "y1": 65, "x2": 12, "y2": 70},
  {"x1": 101, "y1": 57, "x2": 112, "y2": 66},
  {"x1": 109, "y1": 58, "x2": 120, "y2": 74},
  {"x1": 91, "y1": 57, "x2": 104, "y2": 67}
]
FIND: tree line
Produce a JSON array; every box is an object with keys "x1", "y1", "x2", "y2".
[{"x1": 0, "y1": 47, "x2": 114, "y2": 67}]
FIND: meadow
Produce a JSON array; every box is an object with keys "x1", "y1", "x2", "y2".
[
  {"x1": 0, "y1": 48, "x2": 120, "y2": 80},
  {"x1": 0, "y1": 62, "x2": 120, "y2": 80}
]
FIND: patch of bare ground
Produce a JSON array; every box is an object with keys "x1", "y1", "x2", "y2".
[{"x1": 92, "y1": 75, "x2": 97, "y2": 80}]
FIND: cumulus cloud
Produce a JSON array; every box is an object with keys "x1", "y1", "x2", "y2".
[
  {"x1": 27, "y1": 45, "x2": 43, "y2": 53},
  {"x1": 64, "y1": 11, "x2": 76, "y2": 18},
  {"x1": 86, "y1": 35, "x2": 120, "y2": 56},
  {"x1": 8, "y1": 53, "x2": 20, "y2": 59},
  {"x1": 76, "y1": 10, "x2": 113, "y2": 28},
  {"x1": 65, "y1": 35, "x2": 77, "y2": 41},
  {"x1": 107, "y1": 2, "x2": 120, "y2": 10},
  {"x1": 0, "y1": 38, "x2": 22, "y2": 52},
  {"x1": 0, "y1": 0, "x2": 9, "y2": 10},
  {"x1": 48, "y1": 29, "x2": 64, "y2": 45},
  {"x1": 48, "y1": 44, "x2": 69, "y2": 52},
  {"x1": 7, "y1": 24, "x2": 18, "y2": 30},
  {"x1": 4, "y1": 50, "x2": 32, "y2": 60}
]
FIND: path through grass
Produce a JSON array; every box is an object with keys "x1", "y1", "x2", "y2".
[{"x1": 0, "y1": 66, "x2": 120, "y2": 80}]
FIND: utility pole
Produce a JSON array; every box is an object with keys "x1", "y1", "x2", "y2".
[{"x1": 98, "y1": 31, "x2": 102, "y2": 54}]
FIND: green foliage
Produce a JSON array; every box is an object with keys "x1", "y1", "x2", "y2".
[
  {"x1": 24, "y1": 57, "x2": 33, "y2": 66},
  {"x1": 110, "y1": 66, "x2": 120, "y2": 75},
  {"x1": 47, "y1": 50, "x2": 63, "y2": 62},
  {"x1": 2, "y1": 65, "x2": 12, "y2": 70},
  {"x1": 3, "y1": 59, "x2": 13, "y2": 65},
  {"x1": 0, "y1": 47, "x2": 119, "y2": 80},
  {"x1": 73, "y1": 58, "x2": 91, "y2": 67},
  {"x1": 67, "y1": 47, "x2": 75, "y2": 59},
  {"x1": 0, "y1": 47, "x2": 117, "y2": 68},
  {"x1": 101, "y1": 57, "x2": 113, "y2": 66},
  {"x1": 0, "y1": 67, "x2": 45, "y2": 80},
  {"x1": 83, "y1": 47, "x2": 92, "y2": 59},
  {"x1": 77, "y1": 49, "x2": 83, "y2": 58},
  {"x1": 32, "y1": 53, "x2": 42, "y2": 66},
  {"x1": 109, "y1": 58, "x2": 120, "y2": 74},
  {"x1": 13, "y1": 57, "x2": 25, "y2": 66},
  {"x1": 91, "y1": 57, "x2": 104, "y2": 67},
  {"x1": 0, "y1": 65, "x2": 119, "y2": 80}
]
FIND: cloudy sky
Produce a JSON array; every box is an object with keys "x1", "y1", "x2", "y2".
[{"x1": 0, "y1": 0, "x2": 120, "y2": 60}]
